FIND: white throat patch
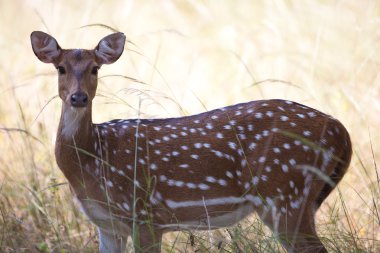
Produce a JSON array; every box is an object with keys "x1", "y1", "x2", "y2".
[{"x1": 62, "y1": 107, "x2": 86, "y2": 139}]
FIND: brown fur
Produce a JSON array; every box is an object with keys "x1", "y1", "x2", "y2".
[{"x1": 31, "y1": 31, "x2": 352, "y2": 253}]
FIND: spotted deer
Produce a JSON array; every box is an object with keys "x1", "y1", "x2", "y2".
[{"x1": 31, "y1": 31, "x2": 352, "y2": 253}]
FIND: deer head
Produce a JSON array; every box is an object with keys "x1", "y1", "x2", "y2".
[{"x1": 31, "y1": 31, "x2": 126, "y2": 108}]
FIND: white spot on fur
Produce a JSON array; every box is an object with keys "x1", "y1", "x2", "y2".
[
  {"x1": 191, "y1": 154, "x2": 199, "y2": 159},
  {"x1": 216, "y1": 133, "x2": 224, "y2": 139}
]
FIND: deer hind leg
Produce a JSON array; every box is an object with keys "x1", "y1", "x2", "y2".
[
  {"x1": 278, "y1": 215, "x2": 327, "y2": 253},
  {"x1": 261, "y1": 204, "x2": 327, "y2": 253},
  {"x1": 98, "y1": 228, "x2": 128, "y2": 253}
]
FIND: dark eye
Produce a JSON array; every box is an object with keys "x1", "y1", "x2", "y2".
[
  {"x1": 91, "y1": 66, "x2": 99, "y2": 75},
  {"x1": 57, "y1": 66, "x2": 66, "y2": 75}
]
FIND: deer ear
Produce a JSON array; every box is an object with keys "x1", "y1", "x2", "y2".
[
  {"x1": 31, "y1": 31, "x2": 61, "y2": 63},
  {"x1": 95, "y1": 32, "x2": 126, "y2": 64}
]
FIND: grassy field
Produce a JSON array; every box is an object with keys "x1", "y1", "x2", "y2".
[{"x1": 0, "y1": 0, "x2": 379, "y2": 252}]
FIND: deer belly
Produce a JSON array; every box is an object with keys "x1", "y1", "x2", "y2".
[
  {"x1": 73, "y1": 196, "x2": 131, "y2": 235},
  {"x1": 159, "y1": 202, "x2": 253, "y2": 230},
  {"x1": 206, "y1": 203, "x2": 254, "y2": 228}
]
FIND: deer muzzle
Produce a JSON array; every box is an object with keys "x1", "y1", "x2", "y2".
[{"x1": 70, "y1": 92, "x2": 88, "y2": 107}]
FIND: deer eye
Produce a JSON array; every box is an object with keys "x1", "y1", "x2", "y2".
[
  {"x1": 57, "y1": 66, "x2": 66, "y2": 75},
  {"x1": 91, "y1": 66, "x2": 99, "y2": 75}
]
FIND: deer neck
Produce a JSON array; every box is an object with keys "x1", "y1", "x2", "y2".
[{"x1": 55, "y1": 102, "x2": 95, "y2": 190}]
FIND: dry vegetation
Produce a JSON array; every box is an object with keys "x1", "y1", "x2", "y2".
[{"x1": 0, "y1": 0, "x2": 379, "y2": 252}]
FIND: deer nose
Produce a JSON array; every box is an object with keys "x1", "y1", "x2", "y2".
[{"x1": 70, "y1": 92, "x2": 88, "y2": 107}]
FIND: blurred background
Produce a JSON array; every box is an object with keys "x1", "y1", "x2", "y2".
[{"x1": 0, "y1": 0, "x2": 379, "y2": 252}]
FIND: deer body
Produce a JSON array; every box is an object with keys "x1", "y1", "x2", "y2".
[{"x1": 31, "y1": 31, "x2": 352, "y2": 253}]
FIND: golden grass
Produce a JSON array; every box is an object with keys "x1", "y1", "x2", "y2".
[{"x1": 0, "y1": 0, "x2": 379, "y2": 252}]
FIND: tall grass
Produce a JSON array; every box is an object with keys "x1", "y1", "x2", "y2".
[{"x1": 0, "y1": 0, "x2": 379, "y2": 252}]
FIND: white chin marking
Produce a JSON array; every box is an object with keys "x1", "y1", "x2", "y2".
[{"x1": 62, "y1": 107, "x2": 86, "y2": 139}]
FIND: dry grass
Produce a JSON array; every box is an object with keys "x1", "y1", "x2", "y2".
[{"x1": 0, "y1": 0, "x2": 379, "y2": 252}]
